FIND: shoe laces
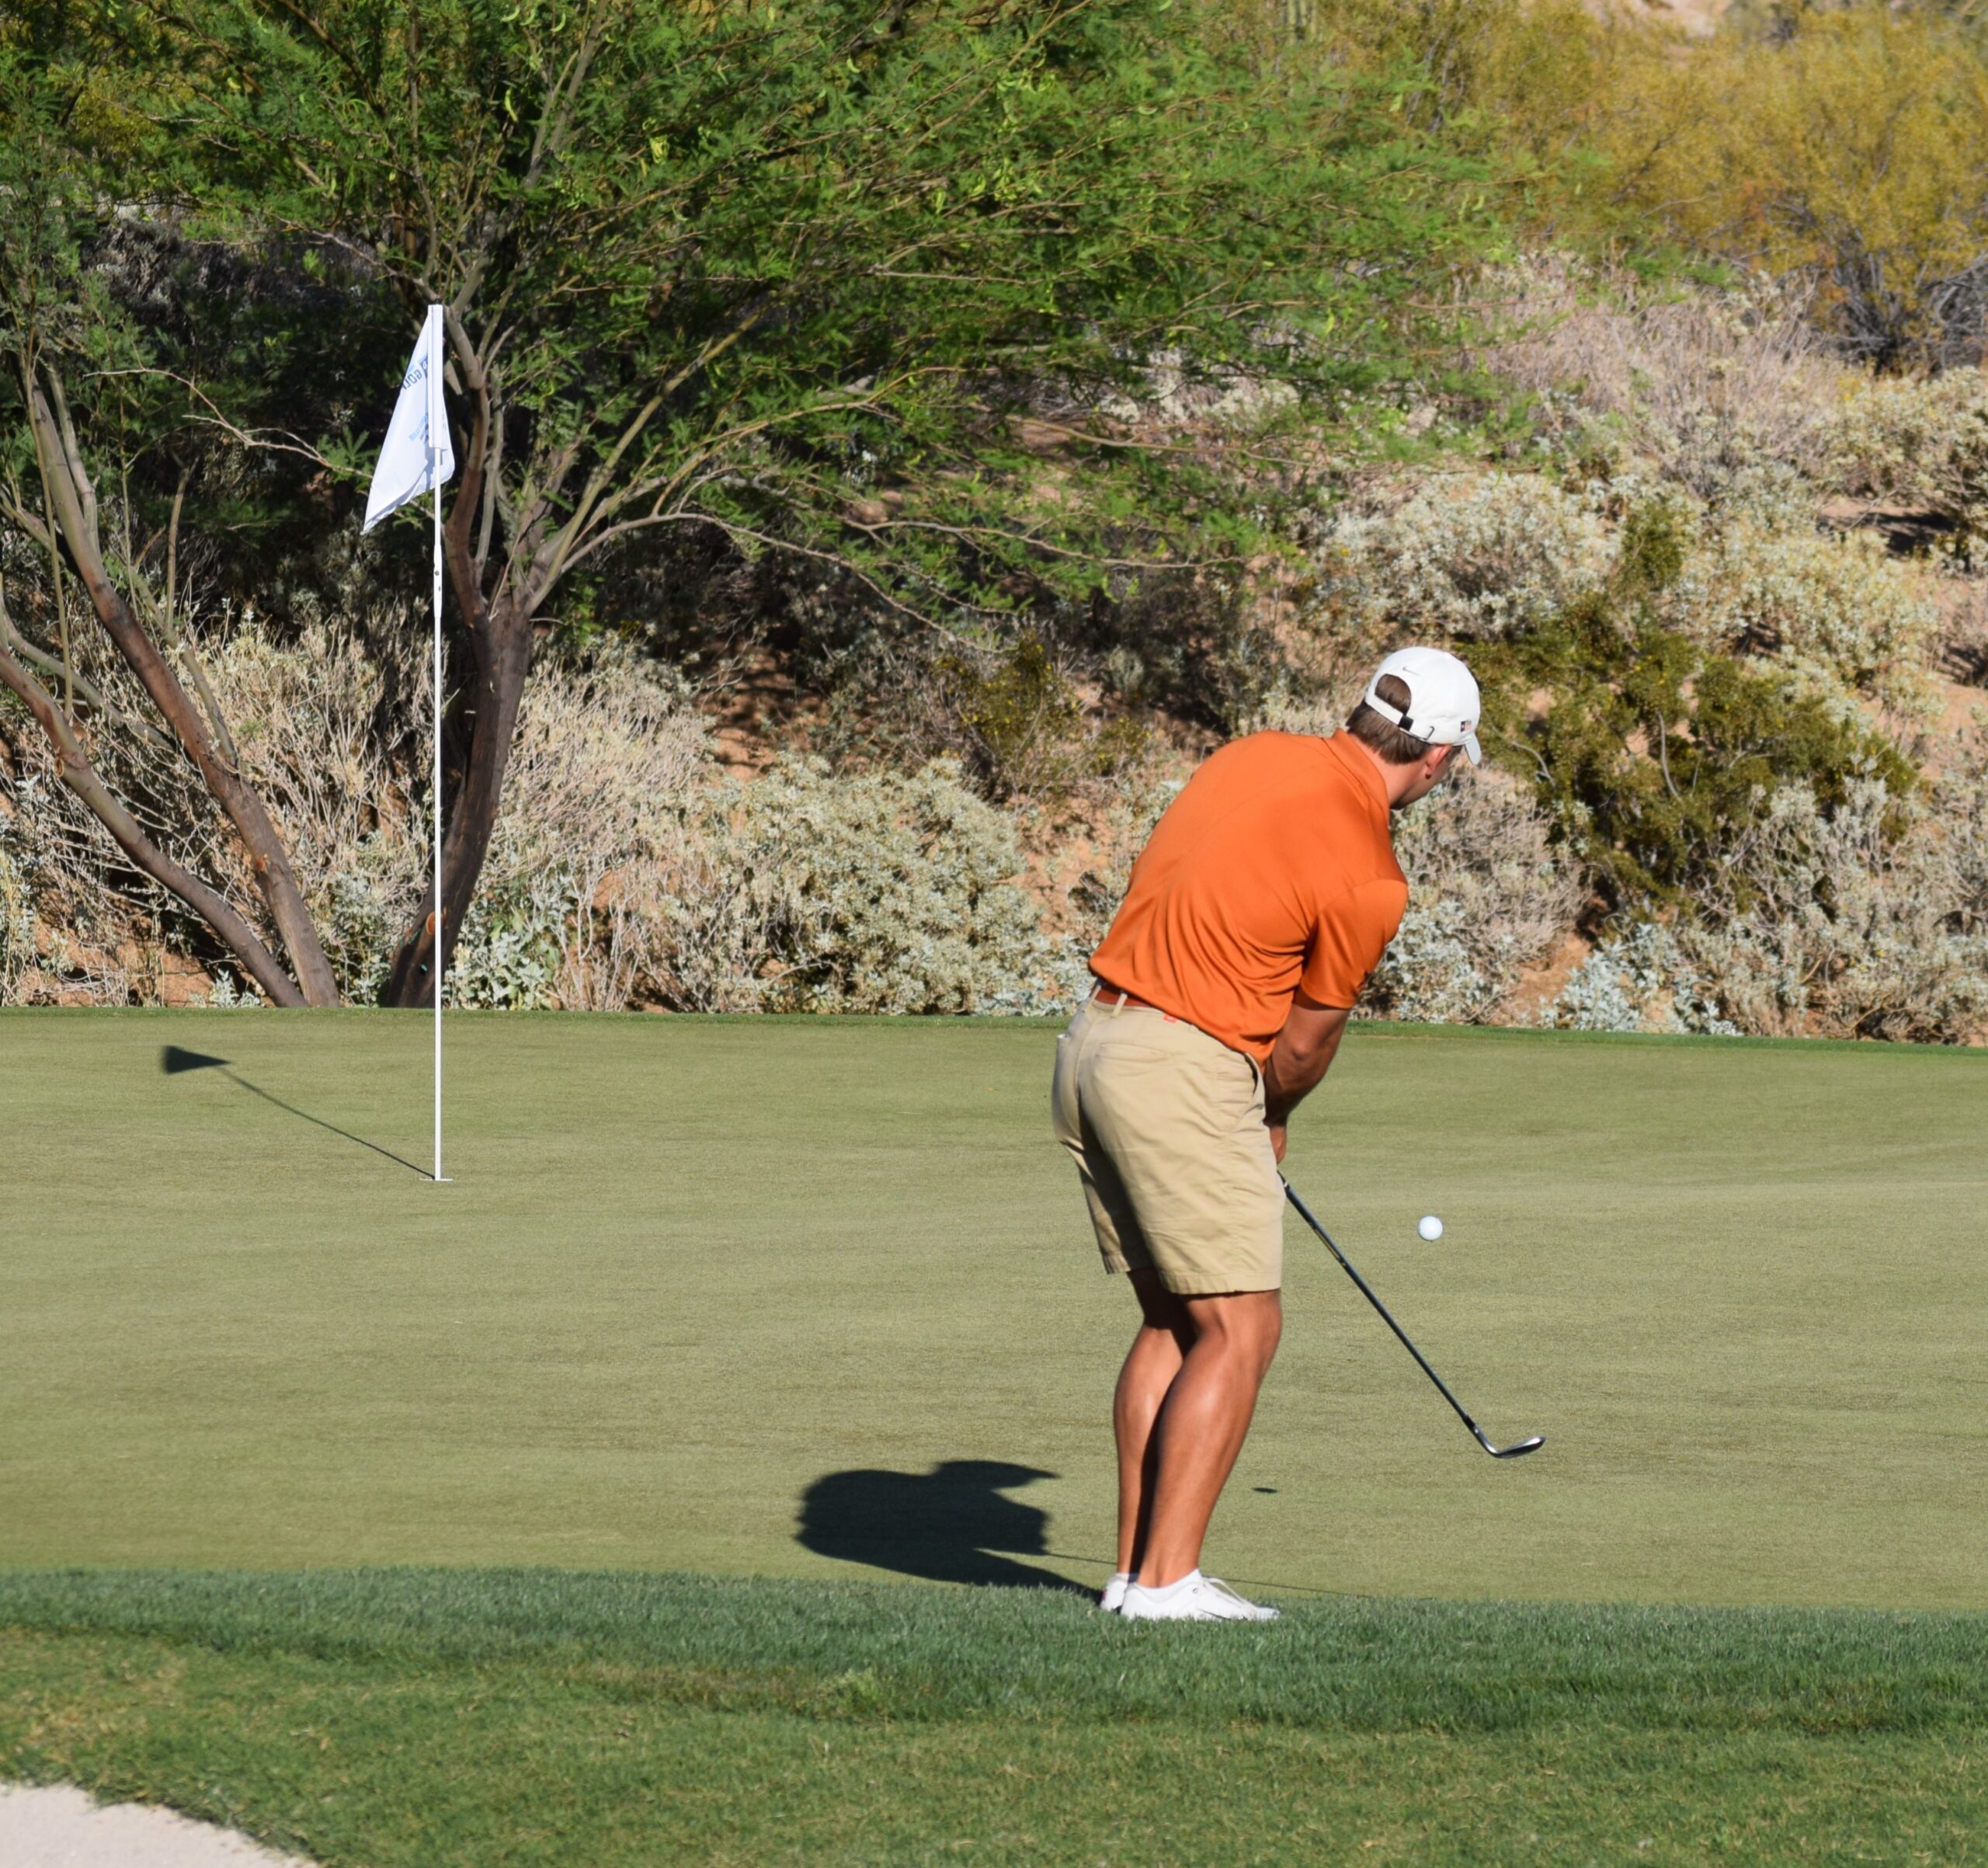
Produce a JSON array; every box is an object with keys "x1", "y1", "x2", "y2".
[{"x1": 1197, "y1": 1575, "x2": 1263, "y2": 1614}]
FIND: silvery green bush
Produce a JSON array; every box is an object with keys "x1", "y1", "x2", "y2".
[
  {"x1": 1670, "y1": 767, "x2": 1988, "y2": 1043},
  {"x1": 1666, "y1": 518, "x2": 1940, "y2": 725},
  {"x1": 1550, "y1": 924, "x2": 1735, "y2": 1036},
  {"x1": 448, "y1": 875, "x2": 575, "y2": 1011},
  {"x1": 659, "y1": 756, "x2": 1055, "y2": 1015},
  {"x1": 1820, "y1": 367, "x2": 1988, "y2": 540},
  {"x1": 1365, "y1": 766, "x2": 1583, "y2": 1024},
  {"x1": 1315, "y1": 471, "x2": 1612, "y2": 641},
  {"x1": 1552, "y1": 754, "x2": 1988, "y2": 1044}
]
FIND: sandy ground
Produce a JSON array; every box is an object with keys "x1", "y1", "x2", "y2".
[{"x1": 0, "y1": 1785, "x2": 316, "y2": 1868}]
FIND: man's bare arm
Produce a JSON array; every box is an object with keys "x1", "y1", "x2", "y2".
[{"x1": 1261, "y1": 993, "x2": 1350, "y2": 1163}]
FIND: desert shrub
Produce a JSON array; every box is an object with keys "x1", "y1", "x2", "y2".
[
  {"x1": 935, "y1": 636, "x2": 1086, "y2": 803},
  {"x1": 1476, "y1": 561, "x2": 1918, "y2": 912},
  {"x1": 1364, "y1": 766, "x2": 1583, "y2": 1024},
  {"x1": 0, "y1": 606, "x2": 264, "y2": 1003},
  {"x1": 1668, "y1": 769, "x2": 1988, "y2": 1044},
  {"x1": 1549, "y1": 923, "x2": 1735, "y2": 1037},
  {"x1": 1819, "y1": 368, "x2": 1988, "y2": 541},
  {"x1": 467, "y1": 649, "x2": 712, "y2": 1010},
  {"x1": 1473, "y1": 257, "x2": 1843, "y2": 499},
  {"x1": 0, "y1": 611, "x2": 434, "y2": 1004},
  {"x1": 448, "y1": 876, "x2": 574, "y2": 1011},
  {"x1": 200, "y1": 619, "x2": 429, "y2": 1002},
  {"x1": 1666, "y1": 519, "x2": 1941, "y2": 724},
  {"x1": 656, "y1": 757, "x2": 1053, "y2": 1016},
  {"x1": 0, "y1": 614, "x2": 717, "y2": 1009},
  {"x1": 1315, "y1": 472, "x2": 1611, "y2": 642},
  {"x1": 1551, "y1": 752, "x2": 1988, "y2": 1044},
  {"x1": 209, "y1": 631, "x2": 713, "y2": 1010},
  {"x1": 1702, "y1": 462, "x2": 1819, "y2": 535},
  {"x1": 0, "y1": 610, "x2": 1064, "y2": 1015},
  {"x1": 0, "y1": 840, "x2": 32, "y2": 1004},
  {"x1": 1089, "y1": 572, "x2": 1284, "y2": 736}
]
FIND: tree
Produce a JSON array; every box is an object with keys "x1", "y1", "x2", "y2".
[
  {"x1": 106, "y1": 0, "x2": 1489, "y2": 1004},
  {"x1": 1594, "y1": 5, "x2": 1988, "y2": 367},
  {"x1": 0, "y1": 32, "x2": 340, "y2": 1004}
]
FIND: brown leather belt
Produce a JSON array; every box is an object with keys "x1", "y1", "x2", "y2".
[{"x1": 1090, "y1": 981, "x2": 1163, "y2": 1013}]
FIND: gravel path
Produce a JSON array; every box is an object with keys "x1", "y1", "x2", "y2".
[{"x1": 0, "y1": 1785, "x2": 317, "y2": 1868}]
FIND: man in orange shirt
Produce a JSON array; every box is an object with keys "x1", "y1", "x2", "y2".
[{"x1": 1051, "y1": 646, "x2": 1483, "y2": 1622}]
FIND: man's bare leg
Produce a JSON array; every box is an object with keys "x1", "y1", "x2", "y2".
[
  {"x1": 1135, "y1": 1288, "x2": 1283, "y2": 1588},
  {"x1": 1114, "y1": 1269, "x2": 1194, "y2": 1576}
]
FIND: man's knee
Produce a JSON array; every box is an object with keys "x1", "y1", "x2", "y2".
[
  {"x1": 1246, "y1": 1295, "x2": 1283, "y2": 1375},
  {"x1": 1186, "y1": 1289, "x2": 1282, "y2": 1368}
]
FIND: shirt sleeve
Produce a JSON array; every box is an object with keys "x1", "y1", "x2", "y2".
[{"x1": 1299, "y1": 875, "x2": 1409, "y2": 1009}]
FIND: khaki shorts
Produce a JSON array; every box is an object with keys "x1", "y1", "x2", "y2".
[{"x1": 1050, "y1": 999, "x2": 1284, "y2": 1295}]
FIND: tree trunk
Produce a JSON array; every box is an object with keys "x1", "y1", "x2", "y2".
[
  {"x1": 382, "y1": 586, "x2": 532, "y2": 1007},
  {"x1": 25, "y1": 380, "x2": 342, "y2": 1006},
  {"x1": 382, "y1": 340, "x2": 536, "y2": 1010},
  {"x1": 0, "y1": 628, "x2": 308, "y2": 1006}
]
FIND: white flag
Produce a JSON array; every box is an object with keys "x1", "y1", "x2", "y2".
[{"x1": 362, "y1": 304, "x2": 456, "y2": 532}]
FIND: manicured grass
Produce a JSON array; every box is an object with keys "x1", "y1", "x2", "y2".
[
  {"x1": 6, "y1": 1013, "x2": 1987, "y2": 1860},
  {"x1": 4, "y1": 1009, "x2": 1986, "y2": 1607},
  {"x1": 2, "y1": 1567, "x2": 1985, "y2": 1866}
]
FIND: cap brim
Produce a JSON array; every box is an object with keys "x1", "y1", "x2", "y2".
[{"x1": 1460, "y1": 730, "x2": 1482, "y2": 766}]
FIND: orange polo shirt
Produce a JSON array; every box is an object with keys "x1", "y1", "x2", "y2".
[{"x1": 1090, "y1": 732, "x2": 1406, "y2": 1061}]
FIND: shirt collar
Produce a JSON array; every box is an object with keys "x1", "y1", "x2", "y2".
[{"x1": 1320, "y1": 731, "x2": 1390, "y2": 824}]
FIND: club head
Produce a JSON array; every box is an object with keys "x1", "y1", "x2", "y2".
[{"x1": 1476, "y1": 1431, "x2": 1545, "y2": 1459}]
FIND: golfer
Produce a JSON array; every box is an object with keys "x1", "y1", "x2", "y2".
[{"x1": 1052, "y1": 645, "x2": 1482, "y2": 1621}]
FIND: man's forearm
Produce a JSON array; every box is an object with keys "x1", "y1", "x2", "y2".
[
  {"x1": 1261, "y1": 1048, "x2": 1329, "y2": 1127},
  {"x1": 1262, "y1": 1008, "x2": 1349, "y2": 1127}
]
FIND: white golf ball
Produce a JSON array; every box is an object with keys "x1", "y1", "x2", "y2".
[{"x1": 1417, "y1": 1215, "x2": 1444, "y2": 1242}]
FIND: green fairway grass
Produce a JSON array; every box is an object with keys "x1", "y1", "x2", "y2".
[
  {"x1": 2, "y1": 1567, "x2": 1985, "y2": 1866},
  {"x1": 3, "y1": 1008, "x2": 1986, "y2": 1607},
  {"x1": 6, "y1": 1012, "x2": 1987, "y2": 1862}
]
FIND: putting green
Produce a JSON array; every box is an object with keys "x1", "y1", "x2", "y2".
[{"x1": 3, "y1": 1008, "x2": 1985, "y2": 1609}]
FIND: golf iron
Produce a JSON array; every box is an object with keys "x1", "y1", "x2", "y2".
[{"x1": 1281, "y1": 1177, "x2": 1544, "y2": 1459}]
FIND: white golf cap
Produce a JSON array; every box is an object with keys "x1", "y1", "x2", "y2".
[{"x1": 1362, "y1": 646, "x2": 1482, "y2": 765}]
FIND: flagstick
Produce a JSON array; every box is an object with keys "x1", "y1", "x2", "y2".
[
  {"x1": 429, "y1": 305, "x2": 450, "y2": 1185},
  {"x1": 360, "y1": 304, "x2": 457, "y2": 1183}
]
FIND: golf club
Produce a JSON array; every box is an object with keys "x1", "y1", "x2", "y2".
[{"x1": 1282, "y1": 1177, "x2": 1544, "y2": 1459}]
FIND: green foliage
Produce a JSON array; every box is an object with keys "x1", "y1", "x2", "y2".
[
  {"x1": 1310, "y1": 0, "x2": 1988, "y2": 364},
  {"x1": 1478, "y1": 503, "x2": 1915, "y2": 912},
  {"x1": 68, "y1": 0, "x2": 1498, "y2": 637},
  {"x1": 940, "y1": 636, "x2": 1083, "y2": 802},
  {"x1": 448, "y1": 877, "x2": 572, "y2": 1011}
]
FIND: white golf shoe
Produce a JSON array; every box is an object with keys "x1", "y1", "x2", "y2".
[
  {"x1": 1099, "y1": 1571, "x2": 1134, "y2": 1612},
  {"x1": 1117, "y1": 1570, "x2": 1280, "y2": 1622}
]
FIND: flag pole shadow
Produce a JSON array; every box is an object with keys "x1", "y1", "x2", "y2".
[{"x1": 162, "y1": 1045, "x2": 433, "y2": 1179}]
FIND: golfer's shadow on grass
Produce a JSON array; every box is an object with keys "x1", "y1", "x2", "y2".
[
  {"x1": 162, "y1": 1045, "x2": 429, "y2": 1179},
  {"x1": 797, "y1": 1460, "x2": 1085, "y2": 1593}
]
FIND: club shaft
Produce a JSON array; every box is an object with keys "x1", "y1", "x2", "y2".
[{"x1": 1281, "y1": 1178, "x2": 1483, "y2": 1439}]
